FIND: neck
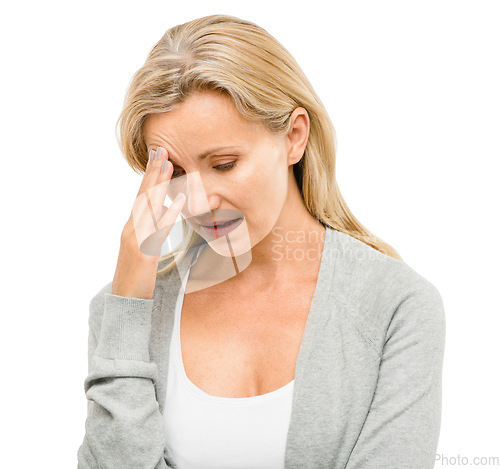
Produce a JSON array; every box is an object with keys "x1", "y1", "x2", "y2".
[
  {"x1": 246, "y1": 169, "x2": 325, "y2": 274},
  {"x1": 194, "y1": 171, "x2": 327, "y2": 288}
]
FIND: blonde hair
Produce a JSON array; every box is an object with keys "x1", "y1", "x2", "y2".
[{"x1": 115, "y1": 14, "x2": 403, "y2": 276}]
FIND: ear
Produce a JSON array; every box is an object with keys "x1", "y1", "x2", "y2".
[{"x1": 286, "y1": 107, "x2": 310, "y2": 167}]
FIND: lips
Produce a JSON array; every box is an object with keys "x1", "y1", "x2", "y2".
[
  {"x1": 200, "y1": 218, "x2": 243, "y2": 237},
  {"x1": 202, "y1": 219, "x2": 239, "y2": 229}
]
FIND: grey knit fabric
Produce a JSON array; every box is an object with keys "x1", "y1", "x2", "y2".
[{"x1": 77, "y1": 226, "x2": 446, "y2": 468}]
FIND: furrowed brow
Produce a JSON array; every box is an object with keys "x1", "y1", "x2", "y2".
[{"x1": 150, "y1": 145, "x2": 245, "y2": 167}]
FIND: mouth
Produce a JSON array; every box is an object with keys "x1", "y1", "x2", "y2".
[{"x1": 200, "y1": 218, "x2": 243, "y2": 237}]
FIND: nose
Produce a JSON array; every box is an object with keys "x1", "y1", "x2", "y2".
[
  {"x1": 166, "y1": 171, "x2": 219, "y2": 222},
  {"x1": 184, "y1": 171, "x2": 213, "y2": 219}
]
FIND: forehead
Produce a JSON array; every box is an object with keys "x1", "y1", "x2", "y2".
[{"x1": 143, "y1": 91, "x2": 265, "y2": 145}]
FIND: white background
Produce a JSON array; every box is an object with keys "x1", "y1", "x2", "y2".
[{"x1": 1, "y1": 1, "x2": 499, "y2": 467}]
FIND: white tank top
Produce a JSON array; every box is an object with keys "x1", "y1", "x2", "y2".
[{"x1": 163, "y1": 255, "x2": 295, "y2": 469}]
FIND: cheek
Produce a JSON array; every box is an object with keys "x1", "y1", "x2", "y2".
[
  {"x1": 247, "y1": 145, "x2": 287, "y2": 188},
  {"x1": 240, "y1": 158, "x2": 288, "y2": 213},
  {"x1": 237, "y1": 164, "x2": 274, "y2": 200}
]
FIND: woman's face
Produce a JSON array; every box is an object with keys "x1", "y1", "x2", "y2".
[{"x1": 143, "y1": 90, "x2": 301, "y2": 257}]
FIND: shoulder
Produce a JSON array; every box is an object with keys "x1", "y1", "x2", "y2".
[
  {"x1": 331, "y1": 229, "x2": 433, "y2": 287},
  {"x1": 330, "y1": 229, "x2": 445, "y2": 355}
]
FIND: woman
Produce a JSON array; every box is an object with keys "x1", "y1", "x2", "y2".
[{"x1": 78, "y1": 14, "x2": 446, "y2": 469}]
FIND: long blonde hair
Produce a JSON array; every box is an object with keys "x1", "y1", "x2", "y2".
[{"x1": 115, "y1": 14, "x2": 402, "y2": 275}]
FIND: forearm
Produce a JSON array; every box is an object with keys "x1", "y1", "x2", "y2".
[{"x1": 77, "y1": 292, "x2": 173, "y2": 469}]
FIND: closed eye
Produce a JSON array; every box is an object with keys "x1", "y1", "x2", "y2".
[
  {"x1": 171, "y1": 161, "x2": 237, "y2": 178},
  {"x1": 214, "y1": 161, "x2": 236, "y2": 171}
]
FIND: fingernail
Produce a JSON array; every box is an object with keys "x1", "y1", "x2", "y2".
[
  {"x1": 161, "y1": 159, "x2": 170, "y2": 173},
  {"x1": 148, "y1": 149, "x2": 154, "y2": 163},
  {"x1": 155, "y1": 147, "x2": 163, "y2": 159},
  {"x1": 174, "y1": 193, "x2": 185, "y2": 203}
]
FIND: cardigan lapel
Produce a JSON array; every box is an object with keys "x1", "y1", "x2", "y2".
[
  {"x1": 151, "y1": 243, "x2": 201, "y2": 413},
  {"x1": 283, "y1": 227, "x2": 382, "y2": 468},
  {"x1": 150, "y1": 244, "x2": 201, "y2": 469},
  {"x1": 149, "y1": 227, "x2": 380, "y2": 468}
]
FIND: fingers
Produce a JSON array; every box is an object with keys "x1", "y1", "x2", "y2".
[
  {"x1": 158, "y1": 192, "x2": 186, "y2": 234},
  {"x1": 130, "y1": 190, "x2": 156, "y2": 249},
  {"x1": 136, "y1": 148, "x2": 166, "y2": 196},
  {"x1": 136, "y1": 149, "x2": 155, "y2": 197},
  {"x1": 134, "y1": 147, "x2": 170, "y2": 218},
  {"x1": 148, "y1": 148, "x2": 174, "y2": 222},
  {"x1": 130, "y1": 146, "x2": 182, "y2": 251}
]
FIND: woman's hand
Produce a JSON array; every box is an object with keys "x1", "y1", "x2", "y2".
[{"x1": 111, "y1": 147, "x2": 186, "y2": 299}]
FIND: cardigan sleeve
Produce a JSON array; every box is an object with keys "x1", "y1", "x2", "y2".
[
  {"x1": 77, "y1": 288, "x2": 175, "y2": 469},
  {"x1": 344, "y1": 280, "x2": 446, "y2": 469}
]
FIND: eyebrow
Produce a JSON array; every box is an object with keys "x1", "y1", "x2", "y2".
[{"x1": 152, "y1": 145, "x2": 245, "y2": 167}]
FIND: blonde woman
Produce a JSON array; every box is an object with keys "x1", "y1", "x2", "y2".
[{"x1": 77, "y1": 14, "x2": 446, "y2": 469}]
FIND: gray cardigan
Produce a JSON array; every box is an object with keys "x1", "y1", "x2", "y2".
[{"x1": 77, "y1": 226, "x2": 446, "y2": 468}]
